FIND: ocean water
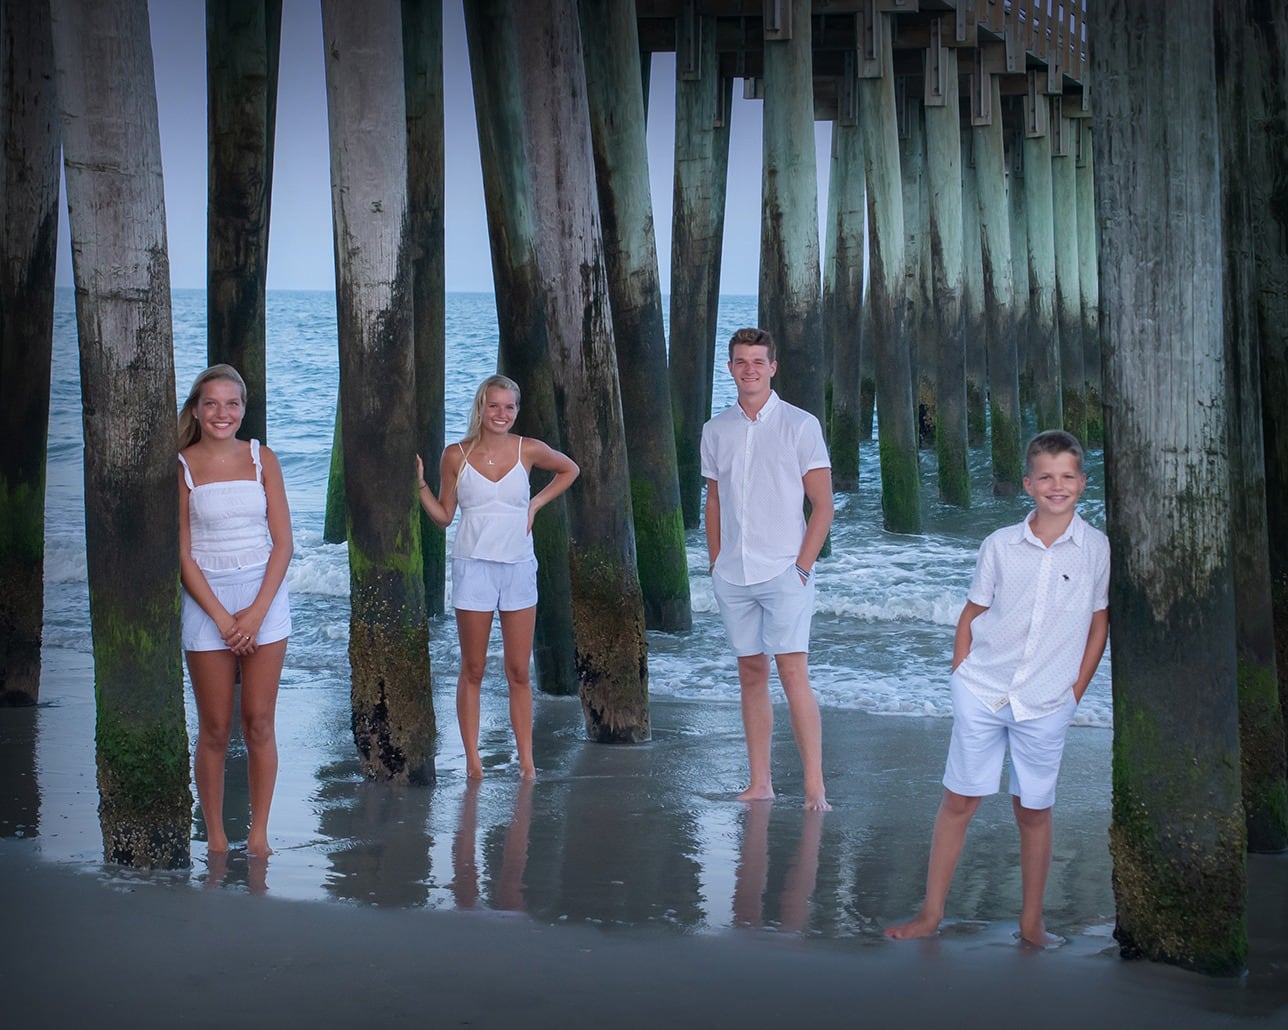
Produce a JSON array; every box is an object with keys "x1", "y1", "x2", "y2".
[{"x1": 42, "y1": 286, "x2": 1112, "y2": 729}]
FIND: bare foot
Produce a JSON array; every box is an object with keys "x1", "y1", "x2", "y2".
[
  {"x1": 884, "y1": 911, "x2": 943, "y2": 939},
  {"x1": 737, "y1": 785, "x2": 775, "y2": 802},
  {"x1": 1017, "y1": 923, "x2": 1066, "y2": 949},
  {"x1": 246, "y1": 837, "x2": 274, "y2": 858},
  {"x1": 206, "y1": 835, "x2": 230, "y2": 854},
  {"x1": 519, "y1": 765, "x2": 536, "y2": 781},
  {"x1": 804, "y1": 793, "x2": 832, "y2": 812},
  {"x1": 466, "y1": 764, "x2": 484, "y2": 780}
]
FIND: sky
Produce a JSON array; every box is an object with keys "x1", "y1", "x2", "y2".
[{"x1": 55, "y1": 0, "x2": 832, "y2": 297}]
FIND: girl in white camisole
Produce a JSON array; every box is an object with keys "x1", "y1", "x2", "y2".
[
  {"x1": 417, "y1": 375, "x2": 578, "y2": 781},
  {"x1": 178, "y1": 364, "x2": 292, "y2": 859}
]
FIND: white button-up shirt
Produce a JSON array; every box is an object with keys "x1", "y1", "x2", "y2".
[
  {"x1": 700, "y1": 390, "x2": 831, "y2": 586},
  {"x1": 955, "y1": 511, "x2": 1110, "y2": 721}
]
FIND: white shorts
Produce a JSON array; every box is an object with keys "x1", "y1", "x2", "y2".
[
  {"x1": 712, "y1": 564, "x2": 815, "y2": 657},
  {"x1": 452, "y1": 557, "x2": 538, "y2": 613},
  {"x1": 943, "y1": 673, "x2": 1077, "y2": 810},
  {"x1": 182, "y1": 563, "x2": 291, "y2": 652}
]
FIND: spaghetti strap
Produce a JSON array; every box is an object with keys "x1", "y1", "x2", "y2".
[
  {"x1": 177, "y1": 453, "x2": 196, "y2": 490},
  {"x1": 250, "y1": 439, "x2": 264, "y2": 483},
  {"x1": 517, "y1": 436, "x2": 523, "y2": 461}
]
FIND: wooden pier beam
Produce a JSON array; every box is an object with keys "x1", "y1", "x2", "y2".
[
  {"x1": 322, "y1": 0, "x2": 435, "y2": 784},
  {"x1": 668, "y1": 12, "x2": 731, "y2": 530},
  {"x1": 464, "y1": 0, "x2": 577, "y2": 695},
  {"x1": 206, "y1": 0, "x2": 280, "y2": 445},
  {"x1": 1215, "y1": 0, "x2": 1287, "y2": 854},
  {"x1": 1023, "y1": 103, "x2": 1062, "y2": 431},
  {"x1": 1051, "y1": 109, "x2": 1086, "y2": 442},
  {"x1": 824, "y1": 115, "x2": 865, "y2": 493},
  {"x1": 1, "y1": 0, "x2": 60, "y2": 706},
  {"x1": 900, "y1": 96, "x2": 934, "y2": 449},
  {"x1": 961, "y1": 138, "x2": 988, "y2": 451},
  {"x1": 758, "y1": 0, "x2": 824, "y2": 420},
  {"x1": 972, "y1": 76, "x2": 1023, "y2": 496},
  {"x1": 49, "y1": 0, "x2": 192, "y2": 866},
  {"x1": 1096, "y1": 0, "x2": 1246, "y2": 975},
  {"x1": 860, "y1": 22, "x2": 921, "y2": 534},
  {"x1": 1247, "y1": 0, "x2": 1288, "y2": 753},
  {"x1": 1075, "y1": 120, "x2": 1103, "y2": 447},
  {"x1": 511, "y1": 0, "x2": 649, "y2": 743},
  {"x1": 581, "y1": 0, "x2": 691, "y2": 633},
  {"x1": 1007, "y1": 122, "x2": 1033, "y2": 420},
  {"x1": 923, "y1": 42, "x2": 969, "y2": 505},
  {"x1": 403, "y1": 0, "x2": 447, "y2": 617}
]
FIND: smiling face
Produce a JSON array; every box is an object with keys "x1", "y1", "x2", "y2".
[
  {"x1": 195, "y1": 378, "x2": 245, "y2": 442},
  {"x1": 728, "y1": 343, "x2": 777, "y2": 409},
  {"x1": 1023, "y1": 450, "x2": 1086, "y2": 522},
  {"x1": 480, "y1": 386, "x2": 519, "y2": 436}
]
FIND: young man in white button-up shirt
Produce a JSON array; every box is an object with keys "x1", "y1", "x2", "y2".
[
  {"x1": 886, "y1": 429, "x2": 1110, "y2": 946},
  {"x1": 701, "y1": 328, "x2": 835, "y2": 811}
]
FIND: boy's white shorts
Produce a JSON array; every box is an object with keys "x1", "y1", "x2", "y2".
[
  {"x1": 942, "y1": 672, "x2": 1077, "y2": 810},
  {"x1": 712, "y1": 564, "x2": 815, "y2": 657}
]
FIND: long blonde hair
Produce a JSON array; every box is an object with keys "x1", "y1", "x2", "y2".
[
  {"x1": 462, "y1": 374, "x2": 521, "y2": 449},
  {"x1": 178, "y1": 364, "x2": 247, "y2": 449}
]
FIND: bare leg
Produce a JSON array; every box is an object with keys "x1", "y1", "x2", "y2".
[
  {"x1": 736, "y1": 654, "x2": 774, "y2": 801},
  {"x1": 455, "y1": 608, "x2": 494, "y2": 779},
  {"x1": 774, "y1": 652, "x2": 830, "y2": 810},
  {"x1": 239, "y1": 638, "x2": 286, "y2": 856},
  {"x1": 1013, "y1": 796, "x2": 1061, "y2": 946},
  {"x1": 884, "y1": 788, "x2": 982, "y2": 939},
  {"x1": 187, "y1": 649, "x2": 238, "y2": 853},
  {"x1": 499, "y1": 605, "x2": 537, "y2": 779}
]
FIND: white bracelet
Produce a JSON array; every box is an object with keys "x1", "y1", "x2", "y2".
[{"x1": 795, "y1": 563, "x2": 812, "y2": 580}]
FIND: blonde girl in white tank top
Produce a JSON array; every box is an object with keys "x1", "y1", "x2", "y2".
[
  {"x1": 178, "y1": 364, "x2": 293, "y2": 859},
  {"x1": 416, "y1": 375, "x2": 578, "y2": 780}
]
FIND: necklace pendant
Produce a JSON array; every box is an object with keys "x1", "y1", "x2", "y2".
[{"x1": 487, "y1": 458, "x2": 494, "y2": 466}]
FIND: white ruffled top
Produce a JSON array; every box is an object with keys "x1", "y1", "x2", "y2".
[{"x1": 178, "y1": 438, "x2": 273, "y2": 572}]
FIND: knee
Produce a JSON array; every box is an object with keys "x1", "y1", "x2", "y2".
[
  {"x1": 458, "y1": 660, "x2": 486, "y2": 686},
  {"x1": 1012, "y1": 798, "x2": 1052, "y2": 828},
  {"x1": 942, "y1": 790, "x2": 981, "y2": 819},
  {"x1": 504, "y1": 663, "x2": 531, "y2": 690},
  {"x1": 198, "y1": 723, "x2": 232, "y2": 752},
  {"x1": 241, "y1": 712, "x2": 276, "y2": 749}
]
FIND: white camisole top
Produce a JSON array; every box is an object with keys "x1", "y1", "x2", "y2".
[
  {"x1": 178, "y1": 439, "x2": 273, "y2": 573},
  {"x1": 452, "y1": 438, "x2": 534, "y2": 563}
]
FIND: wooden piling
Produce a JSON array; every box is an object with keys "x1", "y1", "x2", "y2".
[
  {"x1": 1051, "y1": 117, "x2": 1086, "y2": 442},
  {"x1": 859, "y1": 24, "x2": 921, "y2": 534},
  {"x1": 669, "y1": 13, "x2": 731, "y2": 530},
  {"x1": 1023, "y1": 119, "x2": 1062, "y2": 431},
  {"x1": 961, "y1": 140, "x2": 988, "y2": 451},
  {"x1": 1215, "y1": 0, "x2": 1287, "y2": 853},
  {"x1": 900, "y1": 98, "x2": 934, "y2": 449},
  {"x1": 206, "y1": 0, "x2": 280, "y2": 445},
  {"x1": 511, "y1": 0, "x2": 649, "y2": 743},
  {"x1": 464, "y1": 0, "x2": 577, "y2": 696},
  {"x1": 923, "y1": 45, "x2": 969, "y2": 506},
  {"x1": 1007, "y1": 123, "x2": 1033, "y2": 421},
  {"x1": 825, "y1": 119, "x2": 865, "y2": 493},
  {"x1": 322, "y1": 0, "x2": 435, "y2": 784},
  {"x1": 972, "y1": 78, "x2": 1023, "y2": 497},
  {"x1": 759, "y1": 0, "x2": 824, "y2": 421},
  {"x1": 49, "y1": 0, "x2": 192, "y2": 867},
  {"x1": 1, "y1": 0, "x2": 60, "y2": 706},
  {"x1": 1075, "y1": 121, "x2": 1103, "y2": 447},
  {"x1": 1097, "y1": 0, "x2": 1246, "y2": 974},
  {"x1": 581, "y1": 0, "x2": 691, "y2": 632},
  {"x1": 403, "y1": 0, "x2": 447, "y2": 617}
]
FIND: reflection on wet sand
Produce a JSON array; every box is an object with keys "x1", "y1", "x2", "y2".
[
  {"x1": 733, "y1": 804, "x2": 824, "y2": 933},
  {"x1": 451, "y1": 778, "x2": 533, "y2": 912}
]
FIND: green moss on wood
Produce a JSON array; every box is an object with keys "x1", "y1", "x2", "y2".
[
  {"x1": 629, "y1": 477, "x2": 691, "y2": 633},
  {"x1": 1238, "y1": 657, "x2": 1288, "y2": 852},
  {"x1": 324, "y1": 405, "x2": 346, "y2": 544},
  {"x1": 1110, "y1": 705, "x2": 1248, "y2": 975},
  {"x1": 989, "y1": 403, "x2": 1024, "y2": 498},
  {"x1": 568, "y1": 545, "x2": 649, "y2": 743},
  {"x1": 966, "y1": 381, "x2": 987, "y2": 448},
  {"x1": 350, "y1": 616, "x2": 435, "y2": 784},
  {"x1": 830, "y1": 410, "x2": 860, "y2": 492},
  {"x1": 877, "y1": 435, "x2": 922, "y2": 534},
  {"x1": 0, "y1": 478, "x2": 47, "y2": 563}
]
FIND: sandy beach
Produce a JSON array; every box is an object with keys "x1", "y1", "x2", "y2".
[{"x1": 3, "y1": 654, "x2": 1286, "y2": 1028}]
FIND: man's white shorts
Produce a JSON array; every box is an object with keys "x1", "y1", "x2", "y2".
[
  {"x1": 452, "y1": 557, "x2": 538, "y2": 613},
  {"x1": 712, "y1": 564, "x2": 815, "y2": 657},
  {"x1": 942, "y1": 672, "x2": 1077, "y2": 810}
]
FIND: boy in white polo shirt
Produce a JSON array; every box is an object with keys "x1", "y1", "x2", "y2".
[
  {"x1": 885, "y1": 429, "x2": 1109, "y2": 946},
  {"x1": 701, "y1": 327, "x2": 834, "y2": 811}
]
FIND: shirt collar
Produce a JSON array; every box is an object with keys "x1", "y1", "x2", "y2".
[
  {"x1": 738, "y1": 389, "x2": 780, "y2": 424},
  {"x1": 1017, "y1": 510, "x2": 1085, "y2": 548}
]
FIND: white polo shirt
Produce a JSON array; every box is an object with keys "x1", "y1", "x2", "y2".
[
  {"x1": 700, "y1": 390, "x2": 831, "y2": 586},
  {"x1": 955, "y1": 510, "x2": 1110, "y2": 721}
]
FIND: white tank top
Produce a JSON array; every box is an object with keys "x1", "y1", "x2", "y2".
[
  {"x1": 178, "y1": 439, "x2": 273, "y2": 572},
  {"x1": 453, "y1": 438, "x2": 534, "y2": 563}
]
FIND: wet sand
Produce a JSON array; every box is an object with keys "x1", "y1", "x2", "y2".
[{"x1": 3, "y1": 653, "x2": 1286, "y2": 1027}]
